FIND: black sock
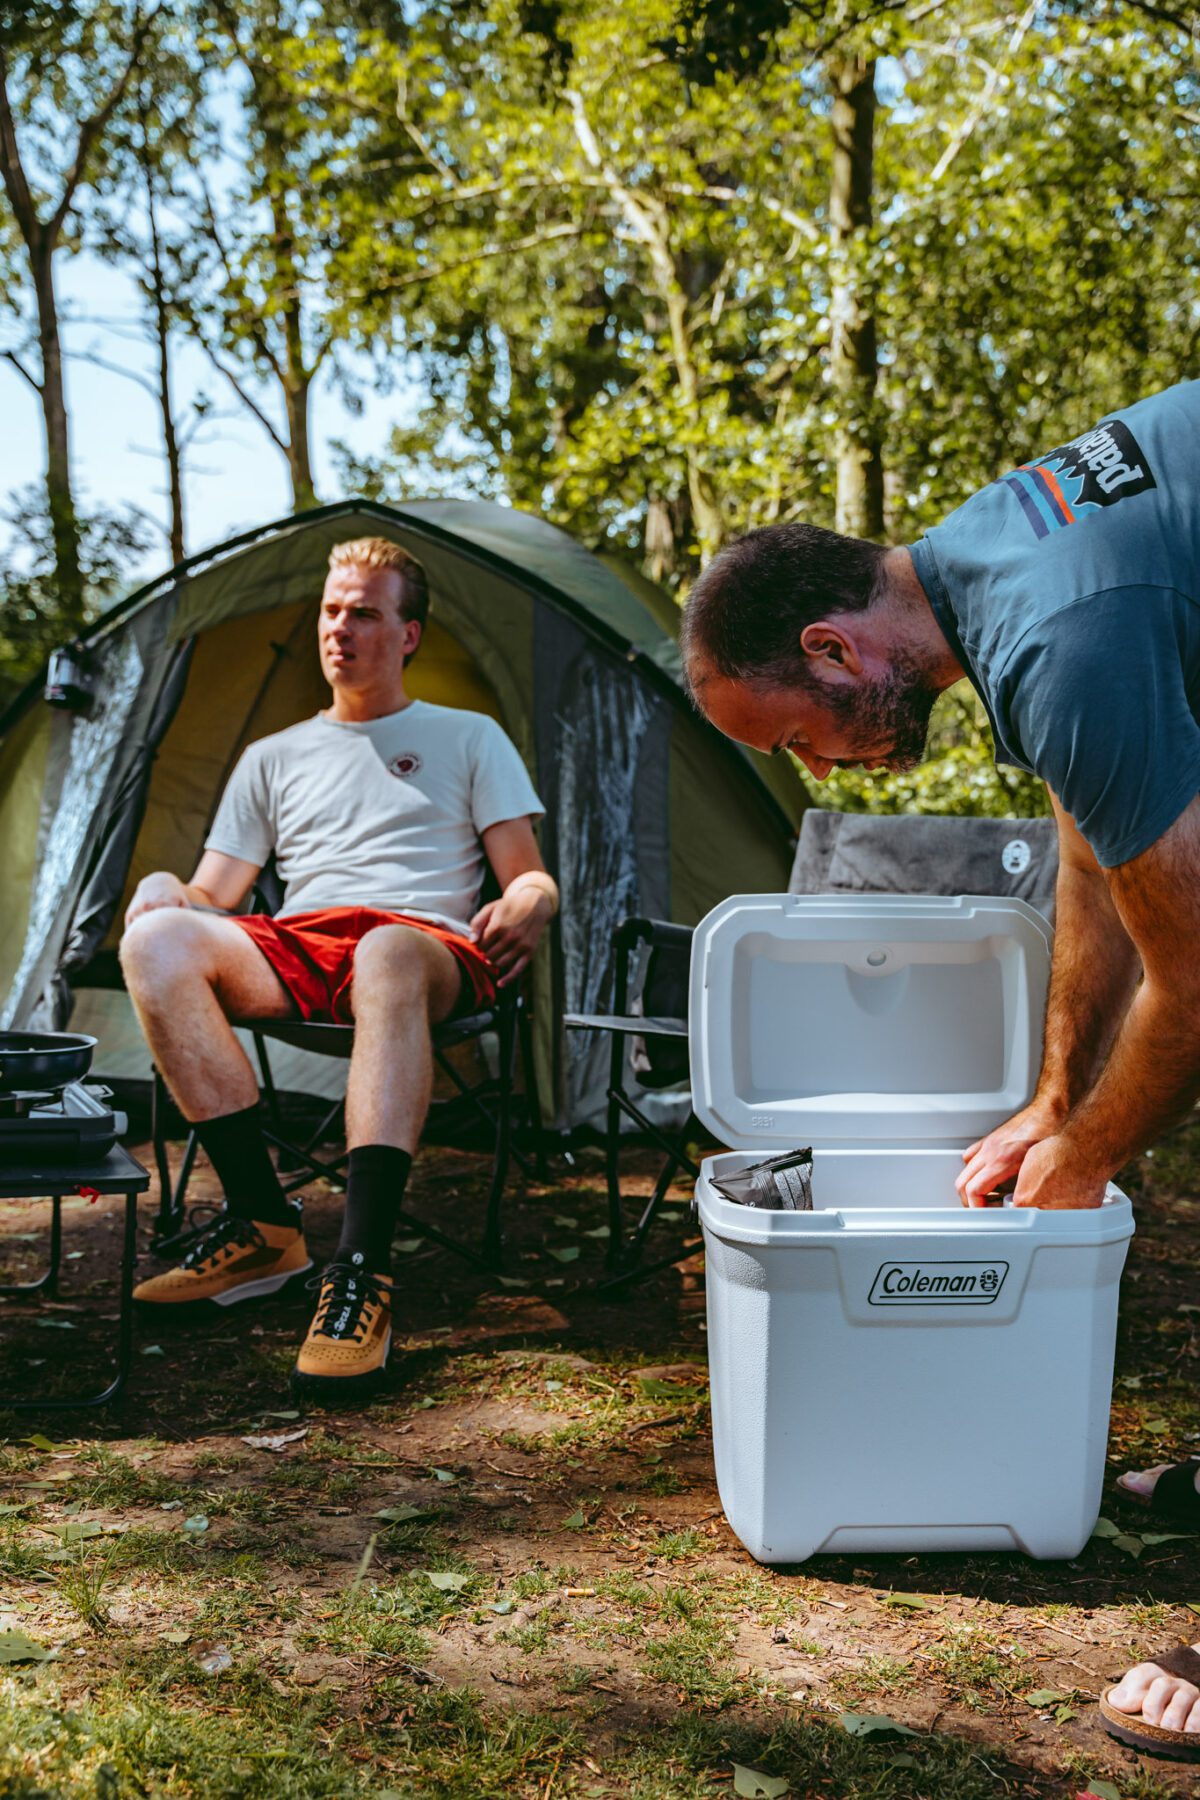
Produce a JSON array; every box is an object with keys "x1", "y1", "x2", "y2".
[
  {"x1": 335, "y1": 1145, "x2": 413, "y2": 1275},
  {"x1": 193, "y1": 1104, "x2": 297, "y2": 1226}
]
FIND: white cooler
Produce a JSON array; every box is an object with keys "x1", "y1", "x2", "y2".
[{"x1": 690, "y1": 893, "x2": 1134, "y2": 1564}]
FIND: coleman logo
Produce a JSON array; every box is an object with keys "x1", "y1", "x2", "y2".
[{"x1": 868, "y1": 1260, "x2": 1009, "y2": 1306}]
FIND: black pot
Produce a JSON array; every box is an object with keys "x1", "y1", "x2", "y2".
[{"x1": 0, "y1": 1031, "x2": 97, "y2": 1095}]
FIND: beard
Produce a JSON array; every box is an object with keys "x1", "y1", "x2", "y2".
[{"x1": 814, "y1": 654, "x2": 939, "y2": 773}]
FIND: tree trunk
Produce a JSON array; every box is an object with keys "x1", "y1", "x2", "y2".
[
  {"x1": 143, "y1": 151, "x2": 185, "y2": 565},
  {"x1": 828, "y1": 54, "x2": 884, "y2": 541},
  {"x1": 31, "y1": 238, "x2": 86, "y2": 629},
  {"x1": 272, "y1": 194, "x2": 317, "y2": 511}
]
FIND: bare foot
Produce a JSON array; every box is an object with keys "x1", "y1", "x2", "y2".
[
  {"x1": 1116, "y1": 1462, "x2": 1200, "y2": 1502},
  {"x1": 1106, "y1": 1642, "x2": 1200, "y2": 1731}
]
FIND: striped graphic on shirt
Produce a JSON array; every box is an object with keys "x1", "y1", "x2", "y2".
[
  {"x1": 1004, "y1": 465, "x2": 1076, "y2": 539},
  {"x1": 999, "y1": 417, "x2": 1155, "y2": 540}
]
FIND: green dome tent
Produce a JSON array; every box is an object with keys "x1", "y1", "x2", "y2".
[{"x1": 0, "y1": 499, "x2": 805, "y2": 1130}]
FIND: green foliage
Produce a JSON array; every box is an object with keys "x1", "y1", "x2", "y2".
[
  {"x1": 803, "y1": 680, "x2": 1053, "y2": 817},
  {"x1": 0, "y1": 487, "x2": 151, "y2": 701}
]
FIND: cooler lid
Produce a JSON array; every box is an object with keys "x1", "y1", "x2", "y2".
[{"x1": 688, "y1": 893, "x2": 1052, "y2": 1149}]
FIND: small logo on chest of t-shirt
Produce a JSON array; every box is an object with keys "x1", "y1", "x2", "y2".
[
  {"x1": 387, "y1": 751, "x2": 423, "y2": 779},
  {"x1": 1002, "y1": 417, "x2": 1156, "y2": 539}
]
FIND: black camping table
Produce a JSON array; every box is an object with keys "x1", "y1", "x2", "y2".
[{"x1": 0, "y1": 1145, "x2": 149, "y2": 1410}]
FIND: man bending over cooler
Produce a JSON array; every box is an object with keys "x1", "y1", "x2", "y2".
[{"x1": 121, "y1": 536, "x2": 557, "y2": 1400}]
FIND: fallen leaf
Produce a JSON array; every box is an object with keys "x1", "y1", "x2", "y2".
[
  {"x1": 1090, "y1": 1516, "x2": 1120, "y2": 1540},
  {"x1": 496, "y1": 1276, "x2": 530, "y2": 1289},
  {"x1": 393, "y1": 1238, "x2": 425, "y2": 1255},
  {"x1": 35, "y1": 1319, "x2": 76, "y2": 1330},
  {"x1": 1140, "y1": 1531, "x2": 1190, "y2": 1546},
  {"x1": 0, "y1": 1630, "x2": 53, "y2": 1664},
  {"x1": 1111, "y1": 1533, "x2": 1146, "y2": 1558},
  {"x1": 1078, "y1": 1783, "x2": 1122, "y2": 1800},
  {"x1": 23, "y1": 1434, "x2": 72, "y2": 1453},
  {"x1": 490, "y1": 1598, "x2": 515, "y2": 1615},
  {"x1": 547, "y1": 1246, "x2": 580, "y2": 1264},
  {"x1": 160, "y1": 1628, "x2": 191, "y2": 1645},
  {"x1": 182, "y1": 1515, "x2": 209, "y2": 1535},
  {"x1": 425, "y1": 1571, "x2": 470, "y2": 1592},
  {"x1": 375, "y1": 1505, "x2": 431, "y2": 1524},
  {"x1": 1144, "y1": 1419, "x2": 1171, "y2": 1432},
  {"x1": 552, "y1": 1214, "x2": 578, "y2": 1228},
  {"x1": 262, "y1": 1409, "x2": 301, "y2": 1420},
  {"x1": 432, "y1": 1468, "x2": 458, "y2": 1484},
  {"x1": 881, "y1": 1593, "x2": 930, "y2": 1611},
  {"x1": 838, "y1": 1712, "x2": 920, "y2": 1739},
  {"x1": 584, "y1": 1225, "x2": 610, "y2": 1239},
  {"x1": 562, "y1": 1509, "x2": 586, "y2": 1529},
  {"x1": 1025, "y1": 1688, "x2": 1072, "y2": 1707},
  {"x1": 43, "y1": 1521, "x2": 104, "y2": 1543},
  {"x1": 732, "y1": 1766, "x2": 789, "y2": 1799},
  {"x1": 544, "y1": 1379, "x2": 564, "y2": 1392},
  {"x1": 241, "y1": 1427, "x2": 308, "y2": 1452},
  {"x1": 140, "y1": 1344, "x2": 165, "y2": 1357}
]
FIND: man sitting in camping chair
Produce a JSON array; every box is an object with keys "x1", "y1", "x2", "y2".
[{"x1": 120, "y1": 536, "x2": 557, "y2": 1399}]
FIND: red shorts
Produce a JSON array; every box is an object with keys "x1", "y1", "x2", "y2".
[{"x1": 231, "y1": 907, "x2": 498, "y2": 1025}]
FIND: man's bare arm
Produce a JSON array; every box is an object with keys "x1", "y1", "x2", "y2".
[
  {"x1": 1051, "y1": 793, "x2": 1200, "y2": 1179},
  {"x1": 124, "y1": 849, "x2": 262, "y2": 926},
  {"x1": 957, "y1": 791, "x2": 1140, "y2": 1204},
  {"x1": 1036, "y1": 791, "x2": 1141, "y2": 1112},
  {"x1": 471, "y1": 816, "x2": 559, "y2": 986}
]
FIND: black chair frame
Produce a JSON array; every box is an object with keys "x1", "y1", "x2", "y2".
[
  {"x1": 566, "y1": 916, "x2": 701, "y2": 1287},
  {"x1": 151, "y1": 981, "x2": 545, "y2": 1273}
]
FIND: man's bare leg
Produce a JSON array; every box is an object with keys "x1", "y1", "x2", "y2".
[
  {"x1": 120, "y1": 908, "x2": 294, "y2": 1119},
  {"x1": 292, "y1": 925, "x2": 466, "y2": 1399},
  {"x1": 121, "y1": 908, "x2": 313, "y2": 1308},
  {"x1": 344, "y1": 924, "x2": 464, "y2": 1149}
]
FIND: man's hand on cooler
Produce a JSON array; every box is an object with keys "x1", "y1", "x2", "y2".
[
  {"x1": 956, "y1": 1097, "x2": 1067, "y2": 1207},
  {"x1": 470, "y1": 878, "x2": 555, "y2": 987},
  {"x1": 1009, "y1": 1134, "x2": 1108, "y2": 1209},
  {"x1": 124, "y1": 871, "x2": 193, "y2": 928}
]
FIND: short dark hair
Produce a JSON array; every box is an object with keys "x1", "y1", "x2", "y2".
[{"x1": 681, "y1": 522, "x2": 887, "y2": 691}]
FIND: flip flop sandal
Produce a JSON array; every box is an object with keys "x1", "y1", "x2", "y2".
[
  {"x1": 1118, "y1": 1459, "x2": 1200, "y2": 1527},
  {"x1": 1099, "y1": 1644, "x2": 1200, "y2": 1761}
]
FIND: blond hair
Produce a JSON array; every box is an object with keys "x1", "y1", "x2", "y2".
[{"x1": 328, "y1": 536, "x2": 429, "y2": 631}]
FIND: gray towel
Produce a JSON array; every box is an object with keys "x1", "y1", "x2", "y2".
[{"x1": 789, "y1": 811, "x2": 1058, "y2": 922}]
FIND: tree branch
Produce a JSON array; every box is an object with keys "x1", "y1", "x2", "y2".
[
  {"x1": 196, "y1": 340, "x2": 288, "y2": 454},
  {"x1": 50, "y1": 4, "x2": 164, "y2": 241},
  {"x1": 355, "y1": 222, "x2": 588, "y2": 296},
  {"x1": 928, "y1": 1, "x2": 1038, "y2": 184},
  {"x1": 67, "y1": 346, "x2": 161, "y2": 402},
  {"x1": 0, "y1": 44, "x2": 39, "y2": 249},
  {"x1": 1, "y1": 347, "x2": 41, "y2": 392}
]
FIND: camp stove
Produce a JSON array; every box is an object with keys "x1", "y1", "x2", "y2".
[{"x1": 0, "y1": 1081, "x2": 124, "y2": 1166}]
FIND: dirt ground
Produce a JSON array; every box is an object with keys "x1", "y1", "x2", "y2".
[{"x1": 3, "y1": 1114, "x2": 1200, "y2": 1798}]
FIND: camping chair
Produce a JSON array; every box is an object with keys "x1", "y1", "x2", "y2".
[
  {"x1": 151, "y1": 872, "x2": 547, "y2": 1272},
  {"x1": 565, "y1": 916, "x2": 702, "y2": 1288}
]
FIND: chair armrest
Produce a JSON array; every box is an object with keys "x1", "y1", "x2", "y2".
[{"x1": 614, "y1": 917, "x2": 694, "y2": 955}]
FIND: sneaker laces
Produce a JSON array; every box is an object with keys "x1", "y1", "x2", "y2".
[
  {"x1": 180, "y1": 1212, "x2": 267, "y2": 1271},
  {"x1": 307, "y1": 1259, "x2": 393, "y2": 1343}
]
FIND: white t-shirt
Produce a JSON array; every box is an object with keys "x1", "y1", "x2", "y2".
[{"x1": 205, "y1": 701, "x2": 544, "y2": 933}]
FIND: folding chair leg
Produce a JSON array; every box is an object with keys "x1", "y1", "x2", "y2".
[
  {"x1": 604, "y1": 1083, "x2": 625, "y2": 1270},
  {"x1": 482, "y1": 1000, "x2": 517, "y2": 1269},
  {"x1": 516, "y1": 995, "x2": 549, "y2": 1181}
]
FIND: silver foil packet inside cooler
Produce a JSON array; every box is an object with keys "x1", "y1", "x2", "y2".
[{"x1": 712, "y1": 1148, "x2": 813, "y2": 1210}]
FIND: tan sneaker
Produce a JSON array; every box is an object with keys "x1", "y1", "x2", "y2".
[
  {"x1": 134, "y1": 1212, "x2": 312, "y2": 1310},
  {"x1": 291, "y1": 1257, "x2": 393, "y2": 1400}
]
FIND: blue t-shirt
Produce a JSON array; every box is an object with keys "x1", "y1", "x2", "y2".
[{"x1": 910, "y1": 380, "x2": 1200, "y2": 866}]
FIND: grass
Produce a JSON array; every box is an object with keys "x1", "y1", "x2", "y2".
[{"x1": 4, "y1": 1135, "x2": 1200, "y2": 1797}]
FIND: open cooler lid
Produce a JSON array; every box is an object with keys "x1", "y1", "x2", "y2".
[{"x1": 689, "y1": 893, "x2": 1052, "y2": 1149}]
